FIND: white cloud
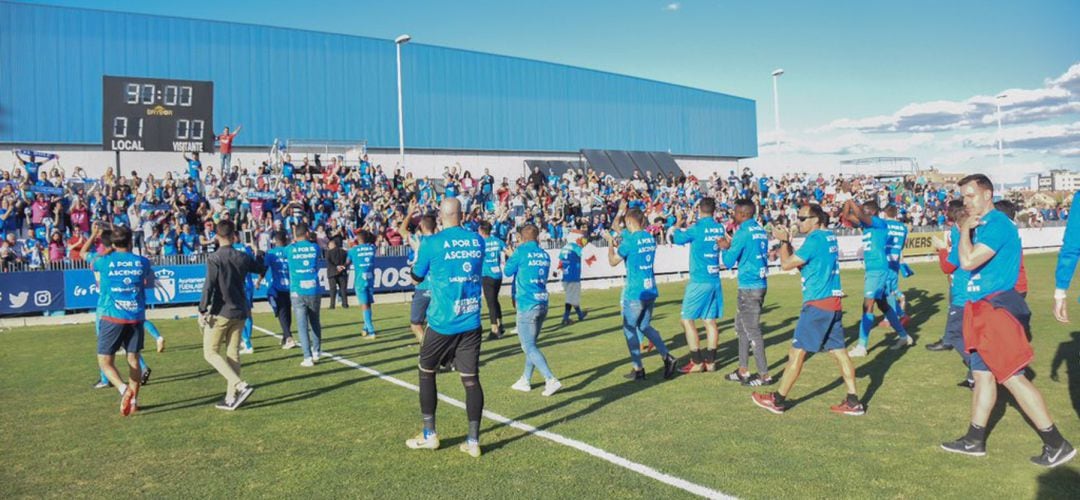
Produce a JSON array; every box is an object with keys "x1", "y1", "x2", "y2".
[
  {"x1": 820, "y1": 62, "x2": 1080, "y2": 134},
  {"x1": 952, "y1": 121, "x2": 1080, "y2": 153},
  {"x1": 664, "y1": 3, "x2": 681, "y2": 11}
]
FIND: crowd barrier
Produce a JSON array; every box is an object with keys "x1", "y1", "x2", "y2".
[{"x1": 0, "y1": 226, "x2": 1066, "y2": 316}]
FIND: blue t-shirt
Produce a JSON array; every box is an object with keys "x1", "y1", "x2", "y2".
[
  {"x1": 482, "y1": 236, "x2": 505, "y2": 279},
  {"x1": 722, "y1": 219, "x2": 769, "y2": 289},
  {"x1": 965, "y1": 209, "x2": 1020, "y2": 301},
  {"x1": 179, "y1": 232, "x2": 197, "y2": 254},
  {"x1": 282, "y1": 162, "x2": 295, "y2": 180},
  {"x1": 559, "y1": 241, "x2": 583, "y2": 283},
  {"x1": 946, "y1": 226, "x2": 971, "y2": 307},
  {"x1": 348, "y1": 243, "x2": 376, "y2": 288},
  {"x1": 617, "y1": 230, "x2": 659, "y2": 301},
  {"x1": 161, "y1": 231, "x2": 178, "y2": 256},
  {"x1": 408, "y1": 234, "x2": 431, "y2": 291},
  {"x1": 265, "y1": 246, "x2": 291, "y2": 293},
  {"x1": 413, "y1": 226, "x2": 484, "y2": 335},
  {"x1": 232, "y1": 243, "x2": 256, "y2": 293},
  {"x1": 885, "y1": 219, "x2": 908, "y2": 273},
  {"x1": 1054, "y1": 191, "x2": 1080, "y2": 292},
  {"x1": 287, "y1": 240, "x2": 322, "y2": 296},
  {"x1": 187, "y1": 159, "x2": 201, "y2": 180},
  {"x1": 93, "y1": 251, "x2": 154, "y2": 322},
  {"x1": 24, "y1": 162, "x2": 40, "y2": 184},
  {"x1": 672, "y1": 217, "x2": 723, "y2": 285},
  {"x1": 794, "y1": 229, "x2": 843, "y2": 303},
  {"x1": 860, "y1": 215, "x2": 890, "y2": 271},
  {"x1": 504, "y1": 241, "x2": 550, "y2": 311}
]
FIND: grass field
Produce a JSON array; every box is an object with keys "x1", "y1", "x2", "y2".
[{"x1": 2, "y1": 253, "x2": 1078, "y2": 499}]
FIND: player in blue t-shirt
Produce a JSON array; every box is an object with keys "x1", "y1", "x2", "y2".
[
  {"x1": 670, "y1": 197, "x2": 725, "y2": 374},
  {"x1": 478, "y1": 222, "x2": 506, "y2": 340},
  {"x1": 401, "y1": 201, "x2": 437, "y2": 344},
  {"x1": 1054, "y1": 190, "x2": 1080, "y2": 323},
  {"x1": 602, "y1": 205, "x2": 677, "y2": 381},
  {"x1": 880, "y1": 205, "x2": 912, "y2": 329},
  {"x1": 505, "y1": 224, "x2": 561, "y2": 397},
  {"x1": 941, "y1": 174, "x2": 1074, "y2": 468},
  {"x1": 718, "y1": 199, "x2": 772, "y2": 386},
  {"x1": 406, "y1": 198, "x2": 485, "y2": 457},
  {"x1": 347, "y1": 230, "x2": 378, "y2": 337},
  {"x1": 751, "y1": 204, "x2": 864, "y2": 416},
  {"x1": 841, "y1": 199, "x2": 910, "y2": 357},
  {"x1": 925, "y1": 200, "x2": 974, "y2": 387},
  {"x1": 91, "y1": 225, "x2": 156, "y2": 416},
  {"x1": 258, "y1": 231, "x2": 294, "y2": 348},
  {"x1": 231, "y1": 237, "x2": 258, "y2": 353},
  {"x1": 287, "y1": 223, "x2": 323, "y2": 366},
  {"x1": 557, "y1": 229, "x2": 588, "y2": 325}
]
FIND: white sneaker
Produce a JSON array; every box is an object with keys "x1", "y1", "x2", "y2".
[
  {"x1": 459, "y1": 440, "x2": 481, "y2": 458},
  {"x1": 300, "y1": 358, "x2": 314, "y2": 367},
  {"x1": 511, "y1": 327, "x2": 520, "y2": 334},
  {"x1": 848, "y1": 344, "x2": 868, "y2": 358},
  {"x1": 542, "y1": 379, "x2": 562, "y2": 397},
  {"x1": 282, "y1": 339, "x2": 297, "y2": 350},
  {"x1": 312, "y1": 352, "x2": 321, "y2": 362},
  {"x1": 405, "y1": 432, "x2": 440, "y2": 450},
  {"x1": 156, "y1": 336, "x2": 166, "y2": 353},
  {"x1": 511, "y1": 378, "x2": 532, "y2": 392},
  {"x1": 239, "y1": 347, "x2": 254, "y2": 355}
]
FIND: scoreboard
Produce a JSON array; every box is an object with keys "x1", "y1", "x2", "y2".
[{"x1": 102, "y1": 76, "x2": 214, "y2": 153}]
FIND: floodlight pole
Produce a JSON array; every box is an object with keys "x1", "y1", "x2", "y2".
[
  {"x1": 771, "y1": 69, "x2": 784, "y2": 152},
  {"x1": 395, "y1": 34, "x2": 412, "y2": 168}
]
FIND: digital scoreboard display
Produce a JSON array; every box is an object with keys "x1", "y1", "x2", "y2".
[{"x1": 102, "y1": 76, "x2": 214, "y2": 153}]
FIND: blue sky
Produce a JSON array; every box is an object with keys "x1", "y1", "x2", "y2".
[{"x1": 23, "y1": 0, "x2": 1080, "y2": 180}]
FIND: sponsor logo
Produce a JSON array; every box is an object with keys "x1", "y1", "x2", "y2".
[
  {"x1": 153, "y1": 268, "x2": 177, "y2": 302},
  {"x1": 9, "y1": 291, "x2": 29, "y2": 308},
  {"x1": 33, "y1": 290, "x2": 51, "y2": 307},
  {"x1": 146, "y1": 105, "x2": 174, "y2": 116}
]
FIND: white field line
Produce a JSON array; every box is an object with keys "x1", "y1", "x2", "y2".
[{"x1": 252, "y1": 324, "x2": 734, "y2": 500}]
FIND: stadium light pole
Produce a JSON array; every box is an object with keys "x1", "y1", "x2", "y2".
[
  {"x1": 771, "y1": 69, "x2": 784, "y2": 152},
  {"x1": 395, "y1": 34, "x2": 412, "y2": 167},
  {"x1": 995, "y1": 92, "x2": 1007, "y2": 167}
]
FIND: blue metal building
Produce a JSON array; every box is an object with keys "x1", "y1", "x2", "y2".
[{"x1": 0, "y1": 2, "x2": 757, "y2": 158}]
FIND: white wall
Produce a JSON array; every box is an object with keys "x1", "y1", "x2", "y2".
[{"x1": 4, "y1": 143, "x2": 740, "y2": 181}]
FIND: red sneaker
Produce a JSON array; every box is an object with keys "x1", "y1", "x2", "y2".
[
  {"x1": 751, "y1": 392, "x2": 785, "y2": 415},
  {"x1": 641, "y1": 340, "x2": 655, "y2": 353},
  {"x1": 830, "y1": 398, "x2": 866, "y2": 416},
  {"x1": 678, "y1": 361, "x2": 703, "y2": 374},
  {"x1": 120, "y1": 388, "x2": 136, "y2": 417}
]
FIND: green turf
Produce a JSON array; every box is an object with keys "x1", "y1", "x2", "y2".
[{"x1": 2, "y1": 253, "x2": 1078, "y2": 499}]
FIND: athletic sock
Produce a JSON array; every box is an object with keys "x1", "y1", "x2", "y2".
[
  {"x1": 1037, "y1": 425, "x2": 1065, "y2": 449},
  {"x1": 773, "y1": 392, "x2": 786, "y2": 405},
  {"x1": 575, "y1": 306, "x2": 584, "y2": 319},
  {"x1": 99, "y1": 369, "x2": 109, "y2": 385},
  {"x1": 690, "y1": 349, "x2": 702, "y2": 364},
  {"x1": 964, "y1": 423, "x2": 987, "y2": 443},
  {"x1": 859, "y1": 313, "x2": 875, "y2": 345},
  {"x1": 467, "y1": 421, "x2": 480, "y2": 443},
  {"x1": 422, "y1": 414, "x2": 436, "y2": 438},
  {"x1": 883, "y1": 308, "x2": 908, "y2": 337},
  {"x1": 846, "y1": 393, "x2": 860, "y2": 405},
  {"x1": 118, "y1": 383, "x2": 128, "y2": 396},
  {"x1": 705, "y1": 348, "x2": 717, "y2": 365},
  {"x1": 138, "y1": 356, "x2": 149, "y2": 372},
  {"x1": 363, "y1": 309, "x2": 374, "y2": 332}
]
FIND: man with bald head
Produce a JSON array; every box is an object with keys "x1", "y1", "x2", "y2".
[{"x1": 406, "y1": 197, "x2": 487, "y2": 458}]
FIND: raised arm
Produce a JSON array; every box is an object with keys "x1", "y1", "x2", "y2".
[{"x1": 773, "y1": 226, "x2": 806, "y2": 271}]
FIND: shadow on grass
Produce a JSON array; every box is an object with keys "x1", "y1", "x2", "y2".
[
  {"x1": 1036, "y1": 466, "x2": 1080, "y2": 499},
  {"x1": 1050, "y1": 331, "x2": 1080, "y2": 420}
]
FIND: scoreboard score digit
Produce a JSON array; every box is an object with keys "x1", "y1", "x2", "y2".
[{"x1": 102, "y1": 76, "x2": 214, "y2": 153}]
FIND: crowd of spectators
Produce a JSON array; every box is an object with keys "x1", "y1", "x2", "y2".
[{"x1": 0, "y1": 148, "x2": 1070, "y2": 271}]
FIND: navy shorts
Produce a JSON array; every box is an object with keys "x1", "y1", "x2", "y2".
[
  {"x1": 410, "y1": 288, "x2": 431, "y2": 325},
  {"x1": 97, "y1": 320, "x2": 145, "y2": 355},
  {"x1": 792, "y1": 304, "x2": 845, "y2": 353},
  {"x1": 942, "y1": 304, "x2": 965, "y2": 350}
]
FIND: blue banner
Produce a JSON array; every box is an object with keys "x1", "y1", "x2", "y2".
[
  {"x1": 139, "y1": 202, "x2": 173, "y2": 211},
  {"x1": 15, "y1": 149, "x2": 59, "y2": 160},
  {"x1": 0, "y1": 271, "x2": 65, "y2": 314},
  {"x1": 30, "y1": 185, "x2": 63, "y2": 196},
  {"x1": 248, "y1": 191, "x2": 277, "y2": 200},
  {"x1": 58, "y1": 255, "x2": 415, "y2": 312}
]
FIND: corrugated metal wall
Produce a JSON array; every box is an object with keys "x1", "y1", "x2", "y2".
[{"x1": 0, "y1": 2, "x2": 757, "y2": 157}]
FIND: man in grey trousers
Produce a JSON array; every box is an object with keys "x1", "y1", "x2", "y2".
[{"x1": 718, "y1": 199, "x2": 774, "y2": 386}]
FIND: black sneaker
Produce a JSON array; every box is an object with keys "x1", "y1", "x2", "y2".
[
  {"x1": 623, "y1": 368, "x2": 646, "y2": 381},
  {"x1": 957, "y1": 379, "x2": 975, "y2": 390},
  {"x1": 1030, "y1": 441, "x2": 1077, "y2": 468},
  {"x1": 925, "y1": 340, "x2": 954, "y2": 352},
  {"x1": 940, "y1": 437, "x2": 987, "y2": 457},
  {"x1": 486, "y1": 332, "x2": 503, "y2": 341},
  {"x1": 560, "y1": 318, "x2": 571, "y2": 327},
  {"x1": 140, "y1": 368, "x2": 152, "y2": 385},
  {"x1": 662, "y1": 355, "x2": 678, "y2": 379}
]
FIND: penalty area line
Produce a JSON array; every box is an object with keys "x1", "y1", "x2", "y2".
[{"x1": 252, "y1": 324, "x2": 733, "y2": 499}]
